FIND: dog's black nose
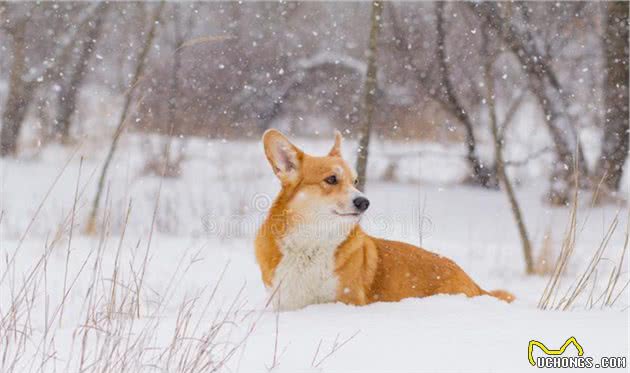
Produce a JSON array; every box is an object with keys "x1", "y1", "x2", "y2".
[{"x1": 353, "y1": 197, "x2": 370, "y2": 212}]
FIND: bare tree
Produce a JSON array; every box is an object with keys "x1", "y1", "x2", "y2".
[
  {"x1": 141, "y1": 4, "x2": 198, "y2": 178},
  {"x1": 470, "y1": 2, "x2": 590, "y2": 205},
  {"x1": 0, "y1": 17, "x2": 33, "y2": 157},
  {"x1": 482, "y1": 24, "x2": 534, "y2": 274},
  {"x1": 0, "y1": 3, "x2": 101, "y2": 156},
  {"x1": 435, "y1": 3, "x2": 497, "y2": 188},
  {"x1": 595, "y1": 1, "x2": 629, "y2": 195},
  {"x1": 355, "y1": 1, "x2": 383, "y2": 192},
  {"x1": 386, "y1": 3, "x2": 497, "y2": 188},
  {"x1": 86, "y1": 2, "x2": 165, "y2": 234},
  {"x1": 53, "y1": 3, "x2": 109, "y2": 143}
]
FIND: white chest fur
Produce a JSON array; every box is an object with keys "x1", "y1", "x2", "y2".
[{"x1": 270, "y1": 224, "x2": 350, "y2": 311}]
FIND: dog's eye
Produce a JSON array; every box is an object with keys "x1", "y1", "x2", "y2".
[
  {"x1": 324, "y1": 175, "x2": 338, "y2": 185},
  {"x1": 353, "y1": 179, "x2": 358, "y2": 185}
]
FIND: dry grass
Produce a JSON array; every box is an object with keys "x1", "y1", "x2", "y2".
[
  {"x1": 311, "y1": 331, "x2": 360, "y2": 369},
  {"x1": 537, "y1": 182, "x2": 629, "y2": 311},
  {"x1": 0, "y1": 161, "x2": 259, "y2": 373}
]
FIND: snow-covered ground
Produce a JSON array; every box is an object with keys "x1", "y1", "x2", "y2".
[{"x1": 1, "y1": 134, "x2": 628, "y2": 372}]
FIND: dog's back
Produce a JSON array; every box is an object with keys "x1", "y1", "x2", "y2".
[{"x1": 367, "y1": 238, "x2": 487, "y2": 302}]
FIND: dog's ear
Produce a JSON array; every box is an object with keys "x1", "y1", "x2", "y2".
[
  {"x1": 328, "y1": 130, "x2": 343, "y2": 157},
  {"x1": 263, "y1": 129, "x2": 303, "y2": 182}
]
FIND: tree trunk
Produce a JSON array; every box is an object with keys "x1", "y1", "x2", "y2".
[
  {"x1": 160, "y1": 3, "x2": 184, "y2": 174},
  {"x1": 355, "y1": 1, "x2": 383, "y2": 192},
  {"x1": 54, "y1": 3, "x2": 109, "y2": 143},
  {"x1": 595, "y1": 1, "x2": 629, "y2": 193},
  {"x1": 435, "y1": 2, "x2": 497, "y2": 188},
  {"x1": 0, "y1": 5, "x2": 103, "y2": 156},
  {"x1": 0, "y1": 21, "x2": 35, "y2": 157},
  {"x1": 483, "y1": 25, "x2": 534, "y2": 275},
  {"x1": 85, "y1": 2, "x2": 165, "y2": 234}
]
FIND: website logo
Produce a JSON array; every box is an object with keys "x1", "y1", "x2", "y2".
[{"x1": 528, "y1": 337, "x2": 626, "y2": 369}]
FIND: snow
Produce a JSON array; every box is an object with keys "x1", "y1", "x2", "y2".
[
  {"x1": 1, "y1": 135, "x2": 628, "y2": 372},
  {"x1": 1, "y1": 2, "x2": 628, "y2": 370},
  {"x1": 243, "y1": 297, "x2": 627, "y2": 372}
]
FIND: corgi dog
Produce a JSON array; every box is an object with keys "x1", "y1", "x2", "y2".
[{"x1": 255, "y1": 129, "x2": 514, "y2": 310}]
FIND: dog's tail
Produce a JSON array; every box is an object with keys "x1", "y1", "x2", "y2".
[{"x1": 487, "y1": 289, "x2": 515, "y2": 303}]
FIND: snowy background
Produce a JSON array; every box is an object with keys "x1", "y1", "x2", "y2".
[{"x1": 0, "y1": 2, "x2": 628, "y2": 372}]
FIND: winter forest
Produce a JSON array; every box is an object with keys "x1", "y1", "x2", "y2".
[{"x1": 0, "y1": 1, "x2": 628, "y2": 372}]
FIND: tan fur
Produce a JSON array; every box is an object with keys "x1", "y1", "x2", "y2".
[{"x1": 256, "y1": 130, "x2": 514, "y2": 309}]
